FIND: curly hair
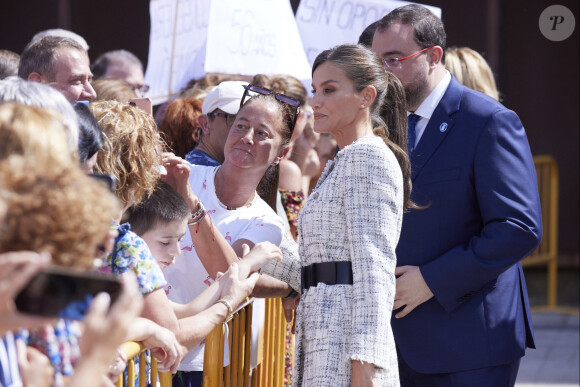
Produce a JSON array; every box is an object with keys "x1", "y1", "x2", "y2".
[
  {"x1": 89, "y1": 100, "x2": 162, "y2": 207},
  {"x1": 159, "y1": 97, "x2": 203, "y2": 158},
  {"x1": 0, "y1": 157, "x2": 119, "y2": 269},
  {"x1": 0, "y1": 103, "x2": 75, "y2": 168}
]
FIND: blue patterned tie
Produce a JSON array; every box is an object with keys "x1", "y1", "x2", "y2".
[{"x1": 407, "y1": 113, "x2": 419, "y2": 155}]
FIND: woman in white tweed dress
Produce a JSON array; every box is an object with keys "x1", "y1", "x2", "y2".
[{"x1": 264, "y1": 44, "x2": 413, "y2": 386}]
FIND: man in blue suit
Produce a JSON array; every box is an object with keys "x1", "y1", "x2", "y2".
[{"x1": 371, "y1": 5, "x2": 542, "y2": 386}]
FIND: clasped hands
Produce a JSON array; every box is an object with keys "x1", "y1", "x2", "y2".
[{"x1": 214, "y1": 242, "x2": 283, "y2": 314}]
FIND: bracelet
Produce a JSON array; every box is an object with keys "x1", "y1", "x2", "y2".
[
  {"x1": 188, "y1": 210, "x2": 206, "y2": 226},
  {"x1": 188, "y1": 202, "x2": 205, "y2": 225},
  {"x1": 216, "y1": 299, "x2": 233, "y2": 321}
]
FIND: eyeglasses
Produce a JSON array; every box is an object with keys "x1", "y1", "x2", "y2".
[
  {"x1": 382, "y1": 45, "x2": 435, "y2": 69},
  {"x1": 131, "y1": 84, "x2": 150, "y2": 94},
  {"x1": 208, "y1": 111, "x2": 237, "y2": 127},
  {"x1": 240, "y1": 84, "x2": 301, "y2": 132}
]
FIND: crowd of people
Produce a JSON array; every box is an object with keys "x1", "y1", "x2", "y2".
[{"x1": 0, "y1": 4, "x2": 542, "y2": 387}]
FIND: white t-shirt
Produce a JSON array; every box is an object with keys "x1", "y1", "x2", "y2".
[{"x1": 163, "y1": 164, "x2": 285, "y2": 371}]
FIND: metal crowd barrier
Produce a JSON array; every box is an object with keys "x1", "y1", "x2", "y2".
[
  {"x1": 118, "y1": 297, "x2": 291, "y2": 386},
  {"x1": 115, "y1": 341, "x2": 172, "y2": 387},
  {"x1": 203, "y1": 297, "x2": 290, "y2": 387}
]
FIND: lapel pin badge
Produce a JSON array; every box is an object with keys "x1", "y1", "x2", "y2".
[{"x1": 439, "y1": 122, "x2": 448, "y2": 132}]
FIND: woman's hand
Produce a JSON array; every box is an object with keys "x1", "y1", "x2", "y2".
[
  {"x1": 104, "y1": 348, "x2": 127, "y2": 385},
  {"x1": 161, "y1": 152, "x2": 200, "y2": 210},
  {"x1": 282, "y1": 293, "x2": 300, "y2": 333},
  {"x1": 141, "y1": 321, "x2": 185, "y2": 373},
  {"x1": 216, "y1": 262, "x2": 260, "y2": 311},
  {"x1": 16, "y1": 339, "x2": 54, "y2": 387},
  {"x1": 351, "y1": 360, "x2": 377, "y2": 387},
  {"x1": 0, "y1": 251, "x2": 53, "y2": 334},
  {"x1": 239, "y1": 242, "x2": 283, "y2": 275}
]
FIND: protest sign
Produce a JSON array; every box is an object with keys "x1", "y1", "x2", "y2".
[
  {"x1": 296, "y1": 0, "x2": 441, "y2": 65},
  {"x1": 144, "y1": 0, "x2": 210, "y2": 105},
  {"x1": 204, "y1": 0, "x2": 311, "y2": 81}
]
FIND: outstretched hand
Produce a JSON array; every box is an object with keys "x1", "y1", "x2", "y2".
[
  {"x1": 240, "y1": 242, "x2": 283, "y2": 275},
  {"x1": 216, "y1": 262, "x2": 260, "y2": 312},
  {"x1": 142, "y1": 324, "x2": 184, "y2": 373}
]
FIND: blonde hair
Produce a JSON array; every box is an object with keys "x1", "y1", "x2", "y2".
[
  {"x1": 89, "y1": 100, "x2": 162, "y2": 207},
  {"x1": 0, "y1": 103, "x2": 75, "y2": 167},
  {"x1": 0, "y1": 157, "x2": 119, "y2": 269},
  {"x1": 92, "y1": 79, "x2": 138, "y2": 103},
  {"x1": 445, "y1": 47, "x2": 500, "y2": 101}
]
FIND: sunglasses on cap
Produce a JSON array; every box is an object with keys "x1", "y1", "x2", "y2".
[{"x1": 239, "y1": 84, "x2": 301, "y2": 132}]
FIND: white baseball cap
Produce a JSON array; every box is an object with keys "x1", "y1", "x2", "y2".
[{"x1": 201, "y1": 81, "x2": 249, "y2": 115}]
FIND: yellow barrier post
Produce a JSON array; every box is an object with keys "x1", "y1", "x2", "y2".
[
  {"x1": 204, "y1": 323, "x2": 226, "y2": 386},
  {"x1": 116, "y1": 341, "x2": 172, "y2": 387},
  {"x1": 203, "y1": 297, "x2": 292, "y2": 387},
  {"x1": 243, "y1": 303, "x2": 253, "y2": 387},
  {"x1": 522, "y1": 155, "x2": 559, "y2": 310}
]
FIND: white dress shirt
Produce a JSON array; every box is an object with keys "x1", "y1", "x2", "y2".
[{"x1": 408, "y1": 70, "x2": 452, "y2": 147}]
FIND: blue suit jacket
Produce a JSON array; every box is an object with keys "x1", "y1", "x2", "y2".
[{"x1": 393, "y1": 76, "x2": 542, "y2": 374}]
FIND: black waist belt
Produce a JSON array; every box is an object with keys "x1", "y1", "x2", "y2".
[{"x1": 301, "y1": 261, "x2": 353, "y2": 292}]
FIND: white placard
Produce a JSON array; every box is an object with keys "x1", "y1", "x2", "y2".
[
  {"x1": 296, "y1": 0, "x2": 441, "y2": 65},
  {"x1": 144, "y1": 0, "x2": 210, "y2": 105},
  {"x1": 204, "y1": 0, "x2": 312, "y2": 81}
]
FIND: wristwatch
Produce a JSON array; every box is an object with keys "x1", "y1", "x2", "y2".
[{"x1": 284, "y1": 288, "x2": 299, "y2": 299}]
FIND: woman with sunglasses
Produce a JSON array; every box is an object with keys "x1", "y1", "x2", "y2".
[
  {"x1": 263, "y1": 44, "x2": 413, "y2": 386},
  {"x1": 161, "y1": 85, "x2": 300, "y2": 386}
]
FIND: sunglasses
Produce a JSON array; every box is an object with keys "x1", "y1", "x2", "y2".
[{"x1": 240, "y1": 84, "x2": 301, "y2": 132}]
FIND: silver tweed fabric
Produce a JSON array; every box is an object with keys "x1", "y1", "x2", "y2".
[
  {"x1": 270, "y1": 135, "x2": 403, "y2": 386},
  {"x1": 262, "y1": 231, "x2": 302, "y2": 293}
]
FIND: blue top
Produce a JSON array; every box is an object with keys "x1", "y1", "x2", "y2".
[{"x1": 185, "y1": 149, "x2": 220, "y2": 167}]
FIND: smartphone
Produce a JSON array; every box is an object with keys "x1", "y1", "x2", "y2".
[
  {"x1": 129, "y1": 97, "x2": 153, "y2": 116},
  {"x1": 89, "y1": 173, "x2": 117, "y2": 193},
  {"x1": 15, "y1": 267, "x2": 123, "y2": 321}
]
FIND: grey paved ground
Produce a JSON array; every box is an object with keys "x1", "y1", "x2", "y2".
[{"x1": 516, "y1": 312, "x2": 580, "y2": 387}]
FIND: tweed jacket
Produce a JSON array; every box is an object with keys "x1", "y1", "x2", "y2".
[{"x1": 267, "y1": 135, "x2": 403, "y2": 386}]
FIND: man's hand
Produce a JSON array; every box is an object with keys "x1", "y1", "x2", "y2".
[{"x1": 393, "y1": 266, "x2": 434, "y2": 318}]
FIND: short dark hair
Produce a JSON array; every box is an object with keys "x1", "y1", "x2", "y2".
[
  {"x1": 91, "y1": 50, "x2": 143, "y2": 80},
  {"x1": 74, "y1": 102, "x2": 103, "y2": 163},
  {"x1": 126, "y1": 180, "x2": 190, "y2": 236},
  {"x1": 18, "y1": 36, "x2": 86, "y2": 80},
  {"x1": 376, "y1": 4, "x2": 446, "y2": 62},
  {"x1": 358, "y1": 20, "x2": 379, "y2": 48}
]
